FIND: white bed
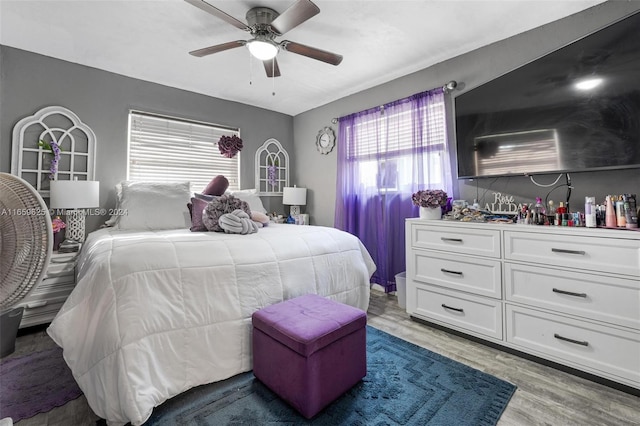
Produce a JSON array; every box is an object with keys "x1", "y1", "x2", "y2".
[{"x1": 47, "y1": 224, "x2": 375, "y2": 425}]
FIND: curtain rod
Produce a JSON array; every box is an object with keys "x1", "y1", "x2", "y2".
[{"x1": 330, "y1": 80, "x2": 458, "y2": 125}]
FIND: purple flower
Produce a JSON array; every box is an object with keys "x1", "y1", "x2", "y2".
[
  {"x1": 218, "y1": 135, "x2": 243, "y2": 158},
  {"x1": 39, "y1": 140, "x2": 62, "y2": 180},
  {"x1": 267, "y1": 165, "x2": 277, "y2": 188},
  {"x1": 412, "y1": 189, "x2": 448, "y2": 208},
  {"x1": 52, "y1": 216, "x2": 66, "y2": 233}
]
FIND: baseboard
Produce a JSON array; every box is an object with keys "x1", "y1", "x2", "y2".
[{"x1": 410, "y1": 315, "x2": 640, "y2": 397}]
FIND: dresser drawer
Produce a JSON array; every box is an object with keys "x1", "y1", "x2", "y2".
[
  {"x1": 506, "y1": 305, "x2": 640, "y2": 385},
  {"x1": 413, "y1": 284, "x2": 502, "y2": 339},
  {"x1": 44, "y1": 261, "x2": 75, "y2": 279},
  {"x1": 21, "y1": 284, "x2": 75, "y2": 307},
  {"x1": 504, "y1": 231, "x2": 640, "y2": 277},
  {"x1": 505, "y1": 263, "x2": 640, "y2": 330},
  {"x1": 411, "y1": 223, "x2": 501, "y2": 258},
  {"x1": 413, "y1": 251, "x2": 502, "y2": 298},
  {"x1": 18, "y1": 296, "x2": 68, "y2": 328}
]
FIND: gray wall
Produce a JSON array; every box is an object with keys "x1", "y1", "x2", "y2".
[
  {"x1": 293, "y1": 1, "x2": 640, "y2": 227},
  {"x1": 1, "y1": 46, "x2": 293, "y2": 232}
]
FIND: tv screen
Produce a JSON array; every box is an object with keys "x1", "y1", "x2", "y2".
[{"x1": 454, "y1": 11, "x2": 640, "y2": 179}]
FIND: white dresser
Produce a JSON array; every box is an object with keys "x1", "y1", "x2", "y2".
[
  {"x1": 17, "y1": 251, "x2": 78, "y2": 328},
  {"x1": 405, "y1": 219, "x2": 640, "y2": 390}
]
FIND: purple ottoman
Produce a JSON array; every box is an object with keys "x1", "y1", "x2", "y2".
[{"x1": 252, "y1": 294, "x2": 367, "y2": 419}]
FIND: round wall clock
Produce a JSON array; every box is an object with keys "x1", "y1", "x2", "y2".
[{"x1": 316, "y1": 126, "x2": 336, "y2": 155}]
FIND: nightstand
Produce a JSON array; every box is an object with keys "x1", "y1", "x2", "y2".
[{"x1": 18, "y1": 251, "x2": 79, "y2": 328}]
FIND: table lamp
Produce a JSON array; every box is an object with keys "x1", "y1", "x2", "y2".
[
  {"x1": 282, "y1": 186, "x2": 307, "y2": 217},
  {"x1": 50, "y1": 179, "x2": 99, "y2": 245}
]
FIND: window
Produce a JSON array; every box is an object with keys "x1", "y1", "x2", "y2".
[
  {"x1": 346, "y1": 97, "x2": 449, "y2": 193},
  {"x1": 127, "y1": 111, "x2": 240, "y2": 191},
  {"x1": 335, "y1": 88, "x2": 452, "y2": 293}
]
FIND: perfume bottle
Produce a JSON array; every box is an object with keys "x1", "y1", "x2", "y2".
[
  {"x1": 605, "y1": 195, "x2": 617, "y2": 228},
  {"x1": 533, "y1": 197, "x2": 546, "y2": 225}
]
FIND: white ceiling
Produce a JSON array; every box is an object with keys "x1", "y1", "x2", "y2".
[{"x1": 0, "y1": 0, "x2": 605, "y2": 116}]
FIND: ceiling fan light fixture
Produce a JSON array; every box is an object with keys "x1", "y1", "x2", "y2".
[{"x1": 247, "y1": 39, "x2": 279, "y2": 61}]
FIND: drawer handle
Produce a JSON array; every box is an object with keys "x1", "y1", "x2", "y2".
[
  {"x1": 50, "y1": 256, "x2": 77, "y2": 264},
  {"x1": 26, "y1": 300, "x2": 48, "y2": 309},
  {"x1": 441, "y1": 304, "x2": 464, "y2": 313},
  {"x1": 441, "y1": 237, "x2": 463, "y2": 243},
  {"x1": 552, "y1": 288, "x2": 587, "y2": 298},
  {"x1": 554, "y1": 333, "x2": 589, "y2": 347},
  {"x1": 440, "y1": 268, "x2": 463, "y2": 276},
  {"x1": 551, "y1": 248, "x2": 586, "y2": 256}
]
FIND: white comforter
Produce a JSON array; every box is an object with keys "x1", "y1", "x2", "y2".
[{"x1": 47, "y1": 225, "x2": 375, "y2": 425}]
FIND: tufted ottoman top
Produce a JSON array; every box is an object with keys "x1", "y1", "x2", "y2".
[{"x1": 252, "y1": 294, "x2": 367, "y2": 357}]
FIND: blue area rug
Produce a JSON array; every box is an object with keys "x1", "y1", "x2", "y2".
[{"x1": 145, "y1": 326, "x2": 516, "y2": 425}]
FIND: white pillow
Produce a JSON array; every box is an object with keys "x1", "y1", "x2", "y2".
[
  {"x1": 229, "y1": 189, "x2": 267, "y2": 214},
  {"x1": 104, "y1": 182, "x2": 123, "y2": 227},
  {"x1": 115, "y1": 181, "x2": 191, "y2": 230}
]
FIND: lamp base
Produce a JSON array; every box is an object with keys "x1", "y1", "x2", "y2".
[
  {"x1": 65, "y1": 209, "x2": 86, "y2": 243},
  {"x1": 290, "y1": 205, "x2": 301, "y2": 216}
]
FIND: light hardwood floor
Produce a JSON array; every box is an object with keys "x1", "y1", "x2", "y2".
[{"x1": 9, "y1": 290, "x2": 640, "y2": 425}]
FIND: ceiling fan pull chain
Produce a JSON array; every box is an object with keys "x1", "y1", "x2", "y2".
[
  {"x1": 249, "y1": 50, "x2": 253, "y2": 85},
  {"x1": 272, "y1": 60, "x2": 276, "y2": 96}
]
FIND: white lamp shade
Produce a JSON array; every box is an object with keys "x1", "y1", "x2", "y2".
[
  {"x1": 50, "y1": 180, "x2": 100, "y2": 208},
  {"x1": 282, "y1": 187, "x2": 307, "y2": 206}
]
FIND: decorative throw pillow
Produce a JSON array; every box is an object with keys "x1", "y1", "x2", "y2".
[
  {"x1": 251, "y1": 211, "x2": 269, "y2": 226},
  {"x1": 188, "y1": 197, "x2": 210, "y2": 232},
  {"x1": 202, "y1": 194, "x2": 251, "y2": 232},
  {"x1": 218, "y1": 209, "x2": 258, "y2": 235},
  {"x1": 203, "y1": 175, "x2": 229, "y2": 196}
]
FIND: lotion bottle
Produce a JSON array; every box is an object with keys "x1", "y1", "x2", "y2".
[
  {"x1": 615, "y1": 195, "x2": 626, "y2": 227},
  {"x1": 585, "y1": 196, "x2": 596, "y2": 228},
  {"x1": 623, "y1": 194, "x2": 638, "y2": 229},
  {"x1": 605, "y1": 195, "x2": 617, "y2": 228}
]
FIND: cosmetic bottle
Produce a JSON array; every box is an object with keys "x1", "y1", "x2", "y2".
[
  {"x1": 533, "y1": 197, "x2": 546, "y2": 225},
  {"x1": 556, "y1": 202, "x2": 566, "y2": 226},
  {"x1": 615, "y1": 195, "x2": 626, "y2": 227},
  {"x1": 623, "y1": 194, "x2": 638, "y2": 229},
  {"x1": 585, "y1": 196, "x2": 597, "y2": 228},
  {"x1": 605, "y1": 195, "x2": 617, "y2": 228},
  {"x1": 547, "y1": 200, "x2": 555, "y2": 224}
]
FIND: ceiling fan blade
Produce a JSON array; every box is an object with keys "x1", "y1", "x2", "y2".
[
  {"x1": 189, "y1": 40, "x2": 246, "y2": 57},
  {"x1": 270, "y1": 0, "x2": 320, "y2": 35},
  {"x1": 281, "y1": 41, "x2": 343, "y2": 66},
  {"x1": 263, "y1": 58, "x2": 281, "y2": 78},
  {"x1": 184, "y1": 0, "x2": 250, "y2": 31}
]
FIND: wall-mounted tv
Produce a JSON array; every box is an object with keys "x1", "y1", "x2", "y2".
[{"x1": 454, "y1": 10, "x2": 640, "y2": 179}]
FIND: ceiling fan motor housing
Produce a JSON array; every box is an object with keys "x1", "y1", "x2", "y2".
[{"x1": 246, "y1": 7, "x2": 280, "y2": 33}]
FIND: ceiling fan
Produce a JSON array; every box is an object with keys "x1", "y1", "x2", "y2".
[{"x1": 184, "y1": 0, "x2": 343, "y2": 78}]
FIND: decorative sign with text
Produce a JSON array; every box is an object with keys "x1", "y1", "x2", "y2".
[{"x1": 484, "y1": 192, "x2": 523, "y2": 214}]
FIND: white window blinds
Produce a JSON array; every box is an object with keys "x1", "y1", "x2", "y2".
[{"x1": 128, "y1": 111, "x2": 240, "y2": 192}]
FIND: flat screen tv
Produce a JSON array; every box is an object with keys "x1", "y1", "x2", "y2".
[{"x1": 454, "y1": 10, "x2": 640, "y2": 179}]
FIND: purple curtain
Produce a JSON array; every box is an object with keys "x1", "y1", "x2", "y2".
[{"x1": 335, "y1": 88, "x2": 452, "y2": 292}]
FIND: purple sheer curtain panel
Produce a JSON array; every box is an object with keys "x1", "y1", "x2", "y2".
[{"x1": 335, "y1": 88, "x2": 452, "y2": 292}]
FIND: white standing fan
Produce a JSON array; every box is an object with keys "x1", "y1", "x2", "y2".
[{"x1": 0, "y1": 173, "x2": 52, "y2": 357}]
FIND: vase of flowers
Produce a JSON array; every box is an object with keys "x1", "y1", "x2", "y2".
[
  {"x1": 52, "y1": 216, "x2": 66, "y2": 250},
  {"x1": 412, "y1": 189, "x2": 448, "y2": 220}
]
